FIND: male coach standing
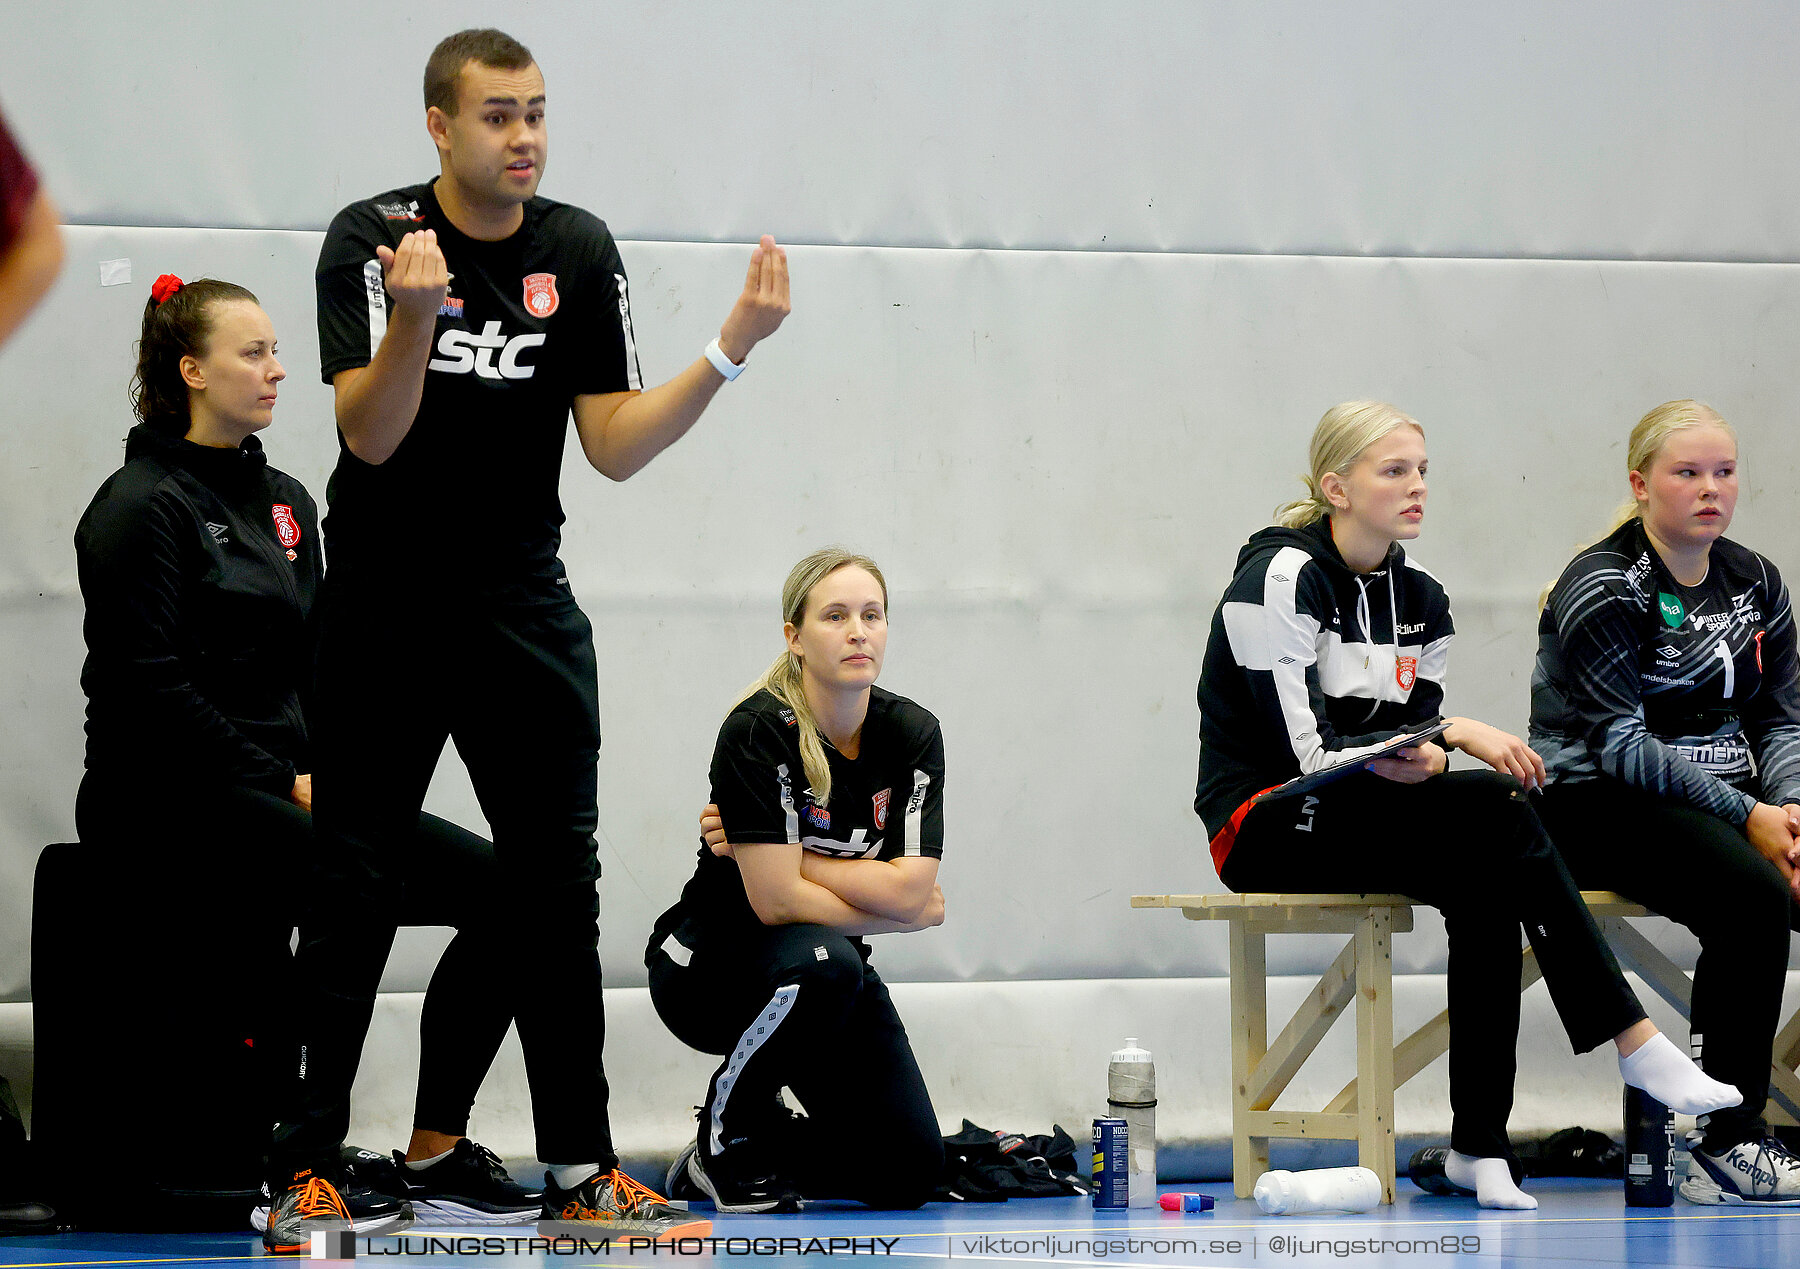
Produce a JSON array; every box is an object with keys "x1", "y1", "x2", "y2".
[{"x1": 261, "y1": 28, "x2": 789, "y2": 1253}]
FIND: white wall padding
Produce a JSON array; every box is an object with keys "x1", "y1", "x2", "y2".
[
  {"x1": 6, "y1": 228, "x2": 1800, "y2": 1001},
  {"x1": 13, "y1": 973, "x2": 1796, "y2": 1170},
  {"x1": 6, "y1": 3, "x2": 1800, "y2": 261}
]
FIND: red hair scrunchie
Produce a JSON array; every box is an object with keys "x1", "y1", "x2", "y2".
[{"x1": 150, "y1": 274, "x2": 184, "y2": 305}]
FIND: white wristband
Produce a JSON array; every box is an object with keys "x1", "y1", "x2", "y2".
[{"x1": 705, "y1": 337, "x2": 746, "y2": 381}]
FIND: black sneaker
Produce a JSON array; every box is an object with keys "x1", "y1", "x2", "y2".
[
  {"x1": 539, "y1": 1168, "x2": 711, "y2": 1242},
  {"x1": 0, "y1": 1197, "x2": 68, "y2": 1236},
  {"x1": 665, "y1": 1142, "x2": 705, "y2": 1204},
  {"x1": 670, "y1": 1094, "x2": 809, "y2": 1206},
  {"x1": 686, "y1": 1138, "x2": 804, "y2": 1214},
  {"x1": 1680, "y1": 1133, "x2": 1800, "y2": 1205},
  {"x1": 396, "y1": 1139, "x2": 543, "y2": 1225},
  {"x1": 1408, "y1": 1146, "x2": 1523, "y2": 1195},
  {"x1": 1408, "y1": 1146, "x2": 1474, "y2": 1196},
  {"x1": 341, "y1": 1145, "x2": 407, "y2": 1199},
  {"x1": 255, "y1": 1168, "x2": 413, "y2": 1244}
]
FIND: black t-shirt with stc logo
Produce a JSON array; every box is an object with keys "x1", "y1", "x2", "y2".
[
  {"x1": 653, "y1": 687, "x2": 947, "y2": 957},
  {"x1": 316, "y1": 180, "x2": 642, "y2": 587},
  {"x1": 1530, "y1": 517, "x2": 1800, "y2": 822}
]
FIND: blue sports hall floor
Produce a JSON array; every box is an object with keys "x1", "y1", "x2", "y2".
[{"x1": 1, "y1": 1183, "x2": 1796, "y2": 1269}]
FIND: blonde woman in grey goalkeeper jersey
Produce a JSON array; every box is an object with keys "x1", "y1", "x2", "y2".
[{"x1": 1532, "y1": 399, "x2": 1800, "y2": 1206}]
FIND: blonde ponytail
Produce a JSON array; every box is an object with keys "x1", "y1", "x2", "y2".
[
  {"x1": 1273, "y1": 486, "x2": 1333, "y2": 528},
  {"x1": 743, "y1": 647, "x2": 838, "y2": 807}
]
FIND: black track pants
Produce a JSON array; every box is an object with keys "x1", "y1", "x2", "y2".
[
  {"x1": 647, "y1": 923, "x2": 942, "y2": 1209},
  {"x1": 1220, "y1": 769, "x2": 1646, "y2": 1162},
  {"x1": 1537, "y1": 776, "x2": 1800, "y2": 1149},
  {"x1": 75, "y1": 775, "x2": 509, "y2": 1139},
  {"x1": 273, "y1": 578, "x2": 612, "y2": 1173}
]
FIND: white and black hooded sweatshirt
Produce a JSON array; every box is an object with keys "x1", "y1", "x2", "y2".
[{"x1": 1195, "y1": 518, "x2": 1451, "y2": 870}]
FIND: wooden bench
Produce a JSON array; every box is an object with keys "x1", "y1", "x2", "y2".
[{"x1": 1132, "y1": 890, "x2": 1800, "y2": 1203}]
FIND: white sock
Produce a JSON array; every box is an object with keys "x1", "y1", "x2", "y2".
[
  {"x1": 1445, "y1": 1151, "x2": 1536, "y2": 1211},
  {"x1": 1618, "y1": 1032, "x2": 1743, "y2": 1116},
  {"x1": 404, "y1": 1146, "x2": 454, "y2": 1171},
  {"x1": 548, "y1": 1162, "x2": 602, "y2": 1190}
]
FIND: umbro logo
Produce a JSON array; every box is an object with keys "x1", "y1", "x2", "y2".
[
  {"x1": 1272, "y1": 574, "x2": 1290, "y2": 583},
  {"x1": 1657, "y1": 646, "x2": 1679, "y2": 658},
  {"x1": 1278, "y1": 656, "x2": 1296, "y2": 665},
  {"x1": 205, "y1": 522, "x2": 229, "y2": 544}
]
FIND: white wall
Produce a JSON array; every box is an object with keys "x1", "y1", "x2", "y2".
[
  {"x1": 2, "y1": 1, "x2": 1797, "y2": 1149},
  {"x1": 15, "y1": 2, "x2": 1800, "y2": 260}
]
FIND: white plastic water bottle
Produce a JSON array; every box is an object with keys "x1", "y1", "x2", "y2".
[
  {"x1": 1253, "y1": 1166, "x2": 1382, "y2": 1215},
  {"x1": 1107, "y1": 1038, "x2": 1157, "y2": 1209}
]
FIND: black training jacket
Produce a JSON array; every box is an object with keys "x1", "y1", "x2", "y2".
[
  {"x1": 74, "y1": 425, "x2": 323, "y2": 794},
  {"x1": 1194, "y1": 519, "x2": 1452, "y2": 857}
]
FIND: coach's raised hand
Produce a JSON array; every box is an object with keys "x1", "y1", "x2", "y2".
[
  {"x1": 334, "y1": 229, "x2": 451, "y2": 464},
  {"x1": 715, "y1": 235, "x2": 791, "y2": 364},
  {"x1": 376, "y1": 229, "x2": 450, "y2": 317},
  {"x1": 572, "y1": 235, "x2": 790, "y2": 478}
]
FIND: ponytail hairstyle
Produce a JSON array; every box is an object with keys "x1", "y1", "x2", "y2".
[
  {"x1": 737, "y1": 546, "x2": 889, "y2": 807},
  {"x1": 130, "y1": 276, "x2": 260, "y2": 436},
  {"x1": 1273, "y1": 401, "x2": 1424, "y2": 527},
  {"x1": 1537, "y1": 399, "x2": 1736, "y2": 612}
]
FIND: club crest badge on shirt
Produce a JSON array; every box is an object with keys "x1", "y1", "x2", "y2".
[
  {"x1": 271, "y1": 504, "x2": 301, "y2": 549},
  {"x1": 872, "y1": 788, "x2": 891, "y2": 830},
  {"x1": 1395, "y1": 655, "x2": 1417, "y2": 692},
  {"x1": 523, "y1": 273, "x2": 560, "y2": 318}
]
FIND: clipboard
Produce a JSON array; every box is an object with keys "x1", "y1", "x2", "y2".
[{"x1": 1251, "y1": 720, "x2": 1450, "y2": 805}]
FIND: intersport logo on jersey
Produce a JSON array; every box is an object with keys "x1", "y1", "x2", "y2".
[{"x1": 429, "y1": 321, "x2": 546, "y2": 380}]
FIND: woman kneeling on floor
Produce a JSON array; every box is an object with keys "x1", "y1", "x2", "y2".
[{"x1": 647, "y1": 547, "x2": 947, "y2": 1212}]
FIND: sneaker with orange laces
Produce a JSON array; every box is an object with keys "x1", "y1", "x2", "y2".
[
  {"x1": 262, "y1": 1168, "x2": 355, "y2": 1255},
  {"x1": 253, "y1": 1147, "x2": 415, "y2": 1238},
  {"x1": 538, "y1": 1168, "x2": 711, "y2": 1242}
]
